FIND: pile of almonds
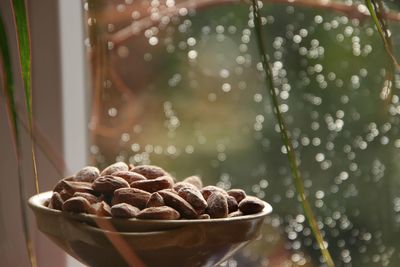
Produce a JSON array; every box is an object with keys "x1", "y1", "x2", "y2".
[{"x1": 48, "y1": 162, "x2": 265, "y2": 220}]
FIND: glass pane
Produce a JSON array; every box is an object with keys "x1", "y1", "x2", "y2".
[{"x1": 84, "y1": 0, "x2": 400, "y2": 266}]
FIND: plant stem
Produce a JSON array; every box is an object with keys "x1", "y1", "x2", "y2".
[
  {"x1": 109, "y1": 0, "x2": 400, "y2": 47},
  {"x1": 365, "y1": 0, "x2": 400, "y2": 71},
  {"x1": 250, "y1": 1, "x2": 335, "y2": 266}
]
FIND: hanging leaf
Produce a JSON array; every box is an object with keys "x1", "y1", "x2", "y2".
[
  {"x1": 10, "y1": 0, "x2": 39, "y2": 194},
  {"x1": 0, "y1": 13, "x2": 37, "y2": 267},
  {"x1": 250, "y1": 1, "x2": 335, "y2": 266}
]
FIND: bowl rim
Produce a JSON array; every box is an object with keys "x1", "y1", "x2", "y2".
[{"x1": 29, "y1": 191, "x2": 273, "y2": 224}]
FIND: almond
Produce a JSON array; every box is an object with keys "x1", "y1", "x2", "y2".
[
  {"x1": 61, "y1": 180, "x2": 95, "y2": 195},
  {"x1": 178, "y1": 187, "x2": 207, "y2": 215},
  {"x1": 227, "y1": 189, "x2": 246, "y2": 203},
  {"x1": 182, "y1": 175, "x2": 203, "y2": 189},
  {"x1": 147, "y1": 192, "x2": 165, "y2": 207},
  {"x1": 158, "y1": 190, "x2": 197, "y2": 219},
  {"x1": 73, "y1": 192, "x2": 99, "y2": 204},
  {"x1": 238, "y1": 196, "x2": 265, "y2": 214},
  {"x1": 75, "y1": 166, "x2": 100, "y2": 182},
  {"x1": 49, "y1": 192, "x2": 63, "y2": 210},
  {"x1": 100, "y1": 162, "x2": 129, "y2": 176},
  {"x1": 111, "y1": 203, "x2": 140, "y2": 218},
  {"x1": 207, "y1": 192, "x2": 228, "y2": 218},
  {"x1": 63, "y1": 197, "x2": 95, "y2": 214},
  {"x1": 137, "y1": 206, "x2": 180, "y2": 220},
  {"x1": 130, "y1": 176, "x2": 173, "y2": 193},
  {"x1": 132, "y1": 165, "x2": 167, "y2": 179},
  {"x1": 112, "y1": 171, "x2": 147, "y2": 184},
  {"x1": 92, "y1": 175, "x2": 130, "y2": 194},
  {"x1": 174, "y1": 182, "x2": 198, "y2": 192},
  {"x1": 201, "y1": 186, "x2": 227, "y2": 200},
  {"x1": 112, "y1": 188, "x2": 151, "y2": 209},
  {"x1": 227, "y1": 196, "x2": 238, "y2": 213}
]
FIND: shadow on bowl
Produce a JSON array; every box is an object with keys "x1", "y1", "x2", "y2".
[{"x1": 29, "y1": 191, "x2": 272, "y2": 267}]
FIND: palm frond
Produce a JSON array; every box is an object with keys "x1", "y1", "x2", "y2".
[
  {"x1": 0, "y1": 13, "x2": 37, "y2": 267},
  {"x1": 10, "y1": 0, "x2": 39, "y2": 194}
]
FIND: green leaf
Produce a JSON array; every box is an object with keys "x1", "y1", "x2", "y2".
[
  {"x1": 0, "y1": 13, "x2": 37, "y2": 267},
  {"x1": 11, "y1": 0, "x2": 39, "y2": 194},
  {"x1": 250, "y1": 1, "x2": 335, "y2": 266}
]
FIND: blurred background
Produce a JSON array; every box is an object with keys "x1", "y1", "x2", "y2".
[{"x1": 2, "y1": 0, "x2": 400, "y2": 266}]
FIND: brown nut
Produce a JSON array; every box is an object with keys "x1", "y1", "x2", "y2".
[
  {"x1": 130, "y1": 176, "x2": 173, "y2": 193},
  {"x1": 227, "y1": 189, "x2": 247, "y2": 203},
  {"x1": 61, "y1": 180, "x2": 95, "y2": 195},
  {"x1": 53, "y1": 178, "x2": 84, "y2": 193},
  {"x1": 182, "y1": 175, "x2": 203, "y2": 189},
  {"x1": 137, "y1": 206, "x2": 180, "y2": 220},
  {"x1": 238, "y1": 196, "x2": 265, "y2": 215},
  {"x1": 100, "y1": 162, "x2": 129, "y2": 176},
  {"x1": 112, "y1": 171, "x2": 147, "y2": 184},
  {"x1": 75, "y1": 166, "x2": 100, "y2": 182},
  {"x1": 62, "y1": 196, "x2": 95, "y2": 214},
  {"x1": 178, "y1": 187, "x2": 207, "y2": 215},
  {"x1": 132, "y1": 165, "x2": 167, "y2": 179},
  {"x1": 92, "y1": 175, "x2": 130, "y2": 195},
  {"x1": 174, "y1": 182, "x2": 198, "y2": 192},
  {"x1": 112, "y1": 188, "x2": 151, "y2": 209},
  {"x1": 227, "y1": 196, "x2": 238, "y2": 213},
  {"x1": 206, "y1": 192, "x2": 228, "y2": 218},
  {"x1": 111, "y1": 203, "x2": 140, "y2": 218},
  {"x1": 228, "y1": 211, "x2": 244, "y2": 218},
  {"x1": 49, "y1": 192, "x2": 63, "y2": 210},
  {"x1": 73, "y1": 192, "x2": 99, "y2": 204},
  {"x1": 147, "y1": 192, "x2": 165, "y2": 207},
  {"x1": 92, "y1": 201, "x2": 112, "y2": 216},
  {"x1": 201, "y1": 186, "x2": 227, "y2": 200},
  {"x1": 59, "y1": 189, "x2": 73, "y2": 201},
  {"x1": 158, "y1": 190, "x2": 198, "y2": 219}
]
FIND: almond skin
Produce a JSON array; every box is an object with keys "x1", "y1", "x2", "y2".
[
  {"x1": 227, "y1": 196, "x2": 238, "y2": 213},
  {"x1": 92, "y1": 175, "x2": 130, "y2": 194},
  {"x1": 158, "y1": 190, "x2": 197, "y2": 219},
  {"x1": 63, "y1": 196, "x2": 95, "y2": 214},
  {"x1": 178, "y1": 187, "x2": 207, "y2": 215},
  {"x1": 147, "y1": 192, "x2": 165, "y2": 207},
  {"x1": 182, "y1": 175, "x2": 203, "y2": 189},
  {"x1": 49, "y1": 192, "x2": 63, "y2": 210},
  {"x1": 73, "y1": 192, "x2": 100, "y2": 204},
  {"x1": 130, "y1": 176, "x2": 173, "y2": 193},
  {"x1": 137, "y1": 206, "x2": 180, "y2": 220},
  {"x1": 111, "y1": 203, "x2": 140, "y2": 218},
  {"x1": 207, "y1": 192, "x2": 228, "y2": 218},
  {"x1": 238, "y1": 196, "x2": 265, "y2": 215},
  {"x1": 201, "y1": 186, "x2": 227, "y2": 200},
  {"x1": 100, "y1": 162, "x2": 129, "y2": 176},
  {"x1": 112, "y1": 188, "x2": 151, "y2": 209},
  {"x1": 112, "y1": 171, "x2": 147, "y2": 184},
  {"x1": 227, "y1": 189, "x2": 247, "y2": 203},
  {"x1": 174, "y1": 182, "x2": 198, "y2": 192},
  {"x1": 132, "y1": 165, "x2": 167, "y2": 179},
  {"x1": 75, "y1": 166, "x2": 100, "y2": 182}
]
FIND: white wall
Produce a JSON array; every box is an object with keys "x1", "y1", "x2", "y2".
[{"x1": 58, "y1": 0, "x2": 88, "y2": 266}]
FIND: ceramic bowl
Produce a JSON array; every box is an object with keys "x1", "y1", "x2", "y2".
[{"x1": 29, "y1": 191, "x2": 272, "y2": 267}]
